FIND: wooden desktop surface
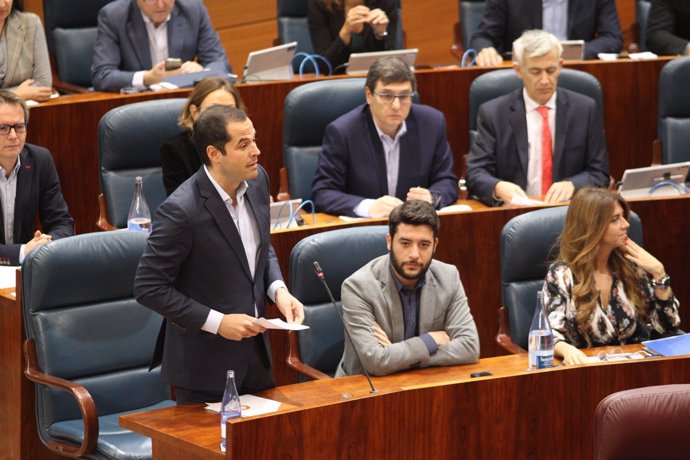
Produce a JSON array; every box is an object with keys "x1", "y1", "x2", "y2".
[
  {"x1": 120, "y1": 345, "x2": 690, "y2": 460},
  {"x1": 25, "y1": 57, "x2": 673, "y2": 234}
]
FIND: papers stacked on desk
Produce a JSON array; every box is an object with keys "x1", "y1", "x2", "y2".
[{"x1": 206, "y1": 395, "x2": 281, "y2": 418}]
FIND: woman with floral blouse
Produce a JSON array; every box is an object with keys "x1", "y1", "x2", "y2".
[{"x1": 542, "y1": 187, "x2": 680, "y2": 365}]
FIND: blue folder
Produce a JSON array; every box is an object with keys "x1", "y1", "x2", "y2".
[{"x1": 642, "y1": 333, "x2": 690, "y2": 357}]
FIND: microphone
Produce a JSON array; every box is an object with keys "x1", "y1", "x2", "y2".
[{"x1": 313, "y1": 261, "x2": 378, "y2": 394}]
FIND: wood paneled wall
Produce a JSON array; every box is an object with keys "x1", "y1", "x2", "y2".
[{"x1": 24, "y1": 0, "x2": 637, "y2": 68}]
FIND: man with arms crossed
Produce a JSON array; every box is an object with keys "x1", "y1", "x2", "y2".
[
  {"x1": 336, "y1": 200, "x2": 479, "y2": 377},
  {"x1": 135, "y1": 106, "x2": 303, "y2": 403},
  {"x1": 92, "y1": 0, "x2": 231, "y2": 92},
  {"x1": 312, "y1": 56, "x2": 458, "y2": 218},
  {"x1": 466, "y1": 30, "x2": 609, "y2": 206},
  {"x1": 0, "y1": 90, "x2": 73, "y2": 266}
]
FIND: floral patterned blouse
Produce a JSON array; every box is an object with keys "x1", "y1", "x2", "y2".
[{"x1": 542, "y1": 262, "x2": 681, "y2": 347}]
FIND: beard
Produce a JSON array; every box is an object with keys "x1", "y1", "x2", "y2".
[{"x1": 390, "y1": 250, "x2": 431, "y2": 283}]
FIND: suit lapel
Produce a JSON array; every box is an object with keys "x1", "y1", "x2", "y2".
[
  {"x1": 13, "y1": 149, "x2": 31, "y2": 243},
  {"x1": 4, "y1": 14, "x2": 25, "y2": 86},
  {"x1": 508, "y1": 91, "x2": 530, "y2": 180},
  {"x1": 244, "y1": 177, "x2": 268, "y2": 276},
  {"x1": 395, "y1": 107, "x2": 420, "y2": 197},
  {"x1": 127, "y1": 3, "x2": 152, "y2": 69},
  {"x1": 553, "y1": 89, "x2": 569, "y2": 176},
  {"x1": 380, "y1": 258, "x2": 405, "y2": 343},
  {"x1": 167, "y1": 6, "x2": 185, "y2": 59},
  {"x1": 418, "y1": 270, "x2": 438, "y2": 334},
  {"x1": 364, "y1": 108, "x2": 390, "y2": 198},
  {"x1": 197, "y1": 172, "x2": 253, "y2": 280}
]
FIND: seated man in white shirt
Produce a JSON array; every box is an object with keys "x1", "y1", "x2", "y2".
[{"x1": 92, "y1": 0, "x2": 231, "y2": 92}]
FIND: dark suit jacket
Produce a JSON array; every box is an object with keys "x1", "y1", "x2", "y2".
[
  {"x1": 134, "y1": 166, "x2": 283, "y2": 393},
  {"x1": 465, "y1": 88, "x2": 610, "y2": 205},
  {"x1": 160, "y1": 131, "x2": 201, "y2": 196},
  {"x1": 0, "y1": 144, "x2": 73, "y2": 265},
  {"x1": 91, "y1": 0, "x2": 230, "y2": 92},
  {"x1": 308, "y1": 0, "x2": 397, "y2": 72},
  {"x1": 647, "y1": 0, "x2": 690, "y2": 55},
  {"x1": 312, "y1": 103, "x2": 458, "y2": 216},
  {"x1": 469, "y1": 0, "x2": 623, "y2": 59}
]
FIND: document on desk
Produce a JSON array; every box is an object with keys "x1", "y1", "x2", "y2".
[
  {"x1": 206, "y1": 394, "x2": 281, "y2": 417},
  {"x1": 0, "y1": 265, "x2": 17, "y2": 289},
  {"x1": 253, "y1": 317, "x2": 309, "y2": 330}
]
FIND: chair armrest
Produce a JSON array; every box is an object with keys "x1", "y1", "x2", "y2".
[
  {"x1": 276, "y1": 167, "x2": 291, "y2": 202},
  {"x1": 97, "y1": 193, "x2": 118, "y2": 231},
  {"x1": 286, "y1": 331, "x2": 331, "y2": 380},
  {"x1": 496, "y1": 306, "x2": 527, "y2": 355},
  {"x1": 651, "y1": 139, "x2": 662, "y2": 165},
  {"x1": 53, "y1": 79, "x2": 90, "y2": 94},
  {"x1": 23, "y1": 339, "x2": 99, "y2": 458}
]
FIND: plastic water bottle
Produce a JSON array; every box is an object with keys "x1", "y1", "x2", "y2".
[
  {"x1": 528, "y1": 292, "x2": 554, "y2": 369},
  {"x1": 219, "y1": 370, "x2": 242, "y2": 453},
  {"x1": 127, "y1": 176, "x2": 151, "y2": 232}
]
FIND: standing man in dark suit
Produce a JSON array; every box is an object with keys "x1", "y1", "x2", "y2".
[
  {"x1": 0, "y1": 90, "x2": 73, "y2": 266},
  {"x1": 647, "y1": 0, "x2": 690, "y2": 56},
  {"x1": 92, "y1": 0, "x2": 231, "y2": 92},
  {"x1": 466, "y1": 30, "x2": 609, "y2": 206},
  {"x1": 134, "y1": 106, "x2": 304, "y2": 404},
  {"x1": 311, "y1": 56, "x2": 458, "y2": 218},
  {"x1": 470, "y1": 0, "x2": 623, "y2": 67}
]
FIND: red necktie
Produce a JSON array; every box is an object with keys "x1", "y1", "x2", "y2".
[{"x1": 537, "y1": 106, "x2": 552, "y2": 195}]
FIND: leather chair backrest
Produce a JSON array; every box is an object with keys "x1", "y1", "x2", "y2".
[
  {"x1": 53, "y1": 27, "x2": 98, "y2": 87},
  {"x1": 289, "y1": 226, "x2": 389, "y2": 378},
  {"x1": 658, "y1": 56, "x2": 690, "y2": 164},
  {"x1": 637, "y1": 1, "x2": 651, "y2": 52},
  {"x1": 468, "y1": 68, "x2": 603, "y2": 149},
  {"x1": 595, "y1": 384, "x2": 690, "y2": 460},
  {"x1": 283, "y1": 78, "x2": 367, "y2": 200},
  {"x1": 21, "y1": 231, "x2": 167, "y2": 428},
  {"x1": 459, "y1": 1, "x2": 486, "y2": 50},
  {"x1": 42, "y1": 0, "x2": 113, "y2": 52},
  {"x1": 277, "y1": 0, "x2": 314, "y2": 57},
  {"x1": 99, "y1": 98, "x2": 186, "y2": 228},
  {"x1": 500, "y1": 206, "x2": 642, "y2": 349}
]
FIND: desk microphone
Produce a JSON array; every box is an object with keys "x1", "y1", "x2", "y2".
[{"x1": 312, "y1": 261, "x2": 378, "y2": 394}]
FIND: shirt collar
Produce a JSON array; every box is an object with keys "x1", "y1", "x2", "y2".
[
  {"x1": 204, "y1": 165, "x2": 248, "y2": 205},
  {"x1": 373, "y1": 119, "x2": 408, "y2": 142},
  {"x1": 0, "y1": 156, "x2": 21, "y2": 179},
  {"x1": 140, "y1": 11, "x2": 171, "y2": 29},
  {"x1": 523, "y1": 88, "x2": 557, "y2": 112}
]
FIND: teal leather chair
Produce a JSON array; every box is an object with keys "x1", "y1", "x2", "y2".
[
  {"x1": 657, "y1": 57, "x2": 690, "y2": 165},
  {"x1": 22, "y1": 230, "x2": 174, "y2": 459},
  {"x1": 286, "y1": 226, "x2": 389, "y2": 380}
]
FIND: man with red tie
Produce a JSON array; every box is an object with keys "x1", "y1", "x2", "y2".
[{"x1": 465, "y1": 30, "x2": 609, "y2": 206}]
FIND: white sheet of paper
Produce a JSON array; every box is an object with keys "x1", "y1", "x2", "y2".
[
  {"x1": 338, "y1": 215, "x2": 367, "y2": 222},
  {"x1": 0, "y1": 266, "x2": 18, "y2": 289},
  {"x1": 253, "y1": 317, "x2": 309, "y2": 330},
  {"x1": 206, "y1": 394, "x2": 282, "y2": 417},
  {"x1": 510, "y1": 196, "x2": 544, "y2": 206},
  {"x1": 437, "y1": 204, "x2": 472, "y2": 214}
]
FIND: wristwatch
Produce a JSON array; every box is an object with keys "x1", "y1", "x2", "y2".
[{"x1": 651, "y1": 274, "x2": 671, "y2": 290}]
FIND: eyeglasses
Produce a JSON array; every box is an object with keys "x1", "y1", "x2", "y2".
[
  {"x1": 372, "y1": 89, "x2": 415, "y2": 105},
  {"x1": 0, "y1": 123, "x2": 28, "y2": 135}
]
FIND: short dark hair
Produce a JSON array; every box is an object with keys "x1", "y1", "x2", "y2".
[
  {"x1": 365, "y1": 56, "x2": 417, "y2": 93},
  {"x1": 0, "y1": 89, "x2": 29, "y2": 123},
  {"x1": 388, "y1": 200, "x2": 440, "y2": 238},
  {"x1": 192, "y1": 105, "x2": 247, "y2": 166}
]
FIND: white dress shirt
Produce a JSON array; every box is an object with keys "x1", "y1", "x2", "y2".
[
  {"x1": 132, "y1": 12, "x2": 171, "y2": 89},
  {"x1": 524, "y1": 89, "x2": 557, "y2": 197}
]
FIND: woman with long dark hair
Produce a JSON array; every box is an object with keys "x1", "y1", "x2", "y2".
[{"x1": 543, "y1": 188, "x2": 680, "y2": 365}]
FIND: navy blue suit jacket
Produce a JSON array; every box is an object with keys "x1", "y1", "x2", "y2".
[
  {"x1": 0, "y1": 144, "x2": 73, "y2": 265},
  {"x1": 312, "y1": 103, "x2": 458, "y2": 216},
  {"x1": 134, "y1": 166, "x2": 283, "y2": 393},
  {"x1": 92, "y1": 0, "x2": 230, "y2": 92},
  {"x1": 469, "y1": 0, "x2": 623, "y2": 59},
  {"x1": 465, "y1": 88, "x2": 610, "y2": 205}
]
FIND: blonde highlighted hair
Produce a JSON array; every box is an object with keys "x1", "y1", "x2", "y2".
[{"x1": 557, "y1": 188, "x2": 646, "y2": 345}]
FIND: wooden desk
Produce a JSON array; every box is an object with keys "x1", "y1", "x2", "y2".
[
  {"x1": 120, "y1": 346, "x2": 690, "y2": 460},
  {"x1": 267, "y1": 194, "x2": 690, "y2": 385},
  {"x1": 25, "y1": 58, "x2": 673, "y2": 233}
]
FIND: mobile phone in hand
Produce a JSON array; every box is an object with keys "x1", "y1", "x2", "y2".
[{"x1": 165, "y1": 58, "x2": 182, "y2": 71}]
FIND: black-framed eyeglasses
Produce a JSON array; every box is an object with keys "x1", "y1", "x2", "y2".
[
  {"x1": 0, "y1": 123, "x2": 28, "y2": 135},
  {"x1": 372, "y1": 89, "x2": 415, "y2": 105}
]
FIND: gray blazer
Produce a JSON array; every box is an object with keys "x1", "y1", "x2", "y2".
[
  {"x1": 336, "y1": 255, "x2": 480, "y2": 377},
  {"x1": 1, "y1": 11, "x2": 52, "y2": 89},
  {"x1": 91, "y1": 0, "x2": 230, "y2": 92}
]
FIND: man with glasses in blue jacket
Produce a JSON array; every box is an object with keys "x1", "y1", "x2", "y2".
[{"x1": 312, "y1": 56, "x2": 458, "y2": 218}]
